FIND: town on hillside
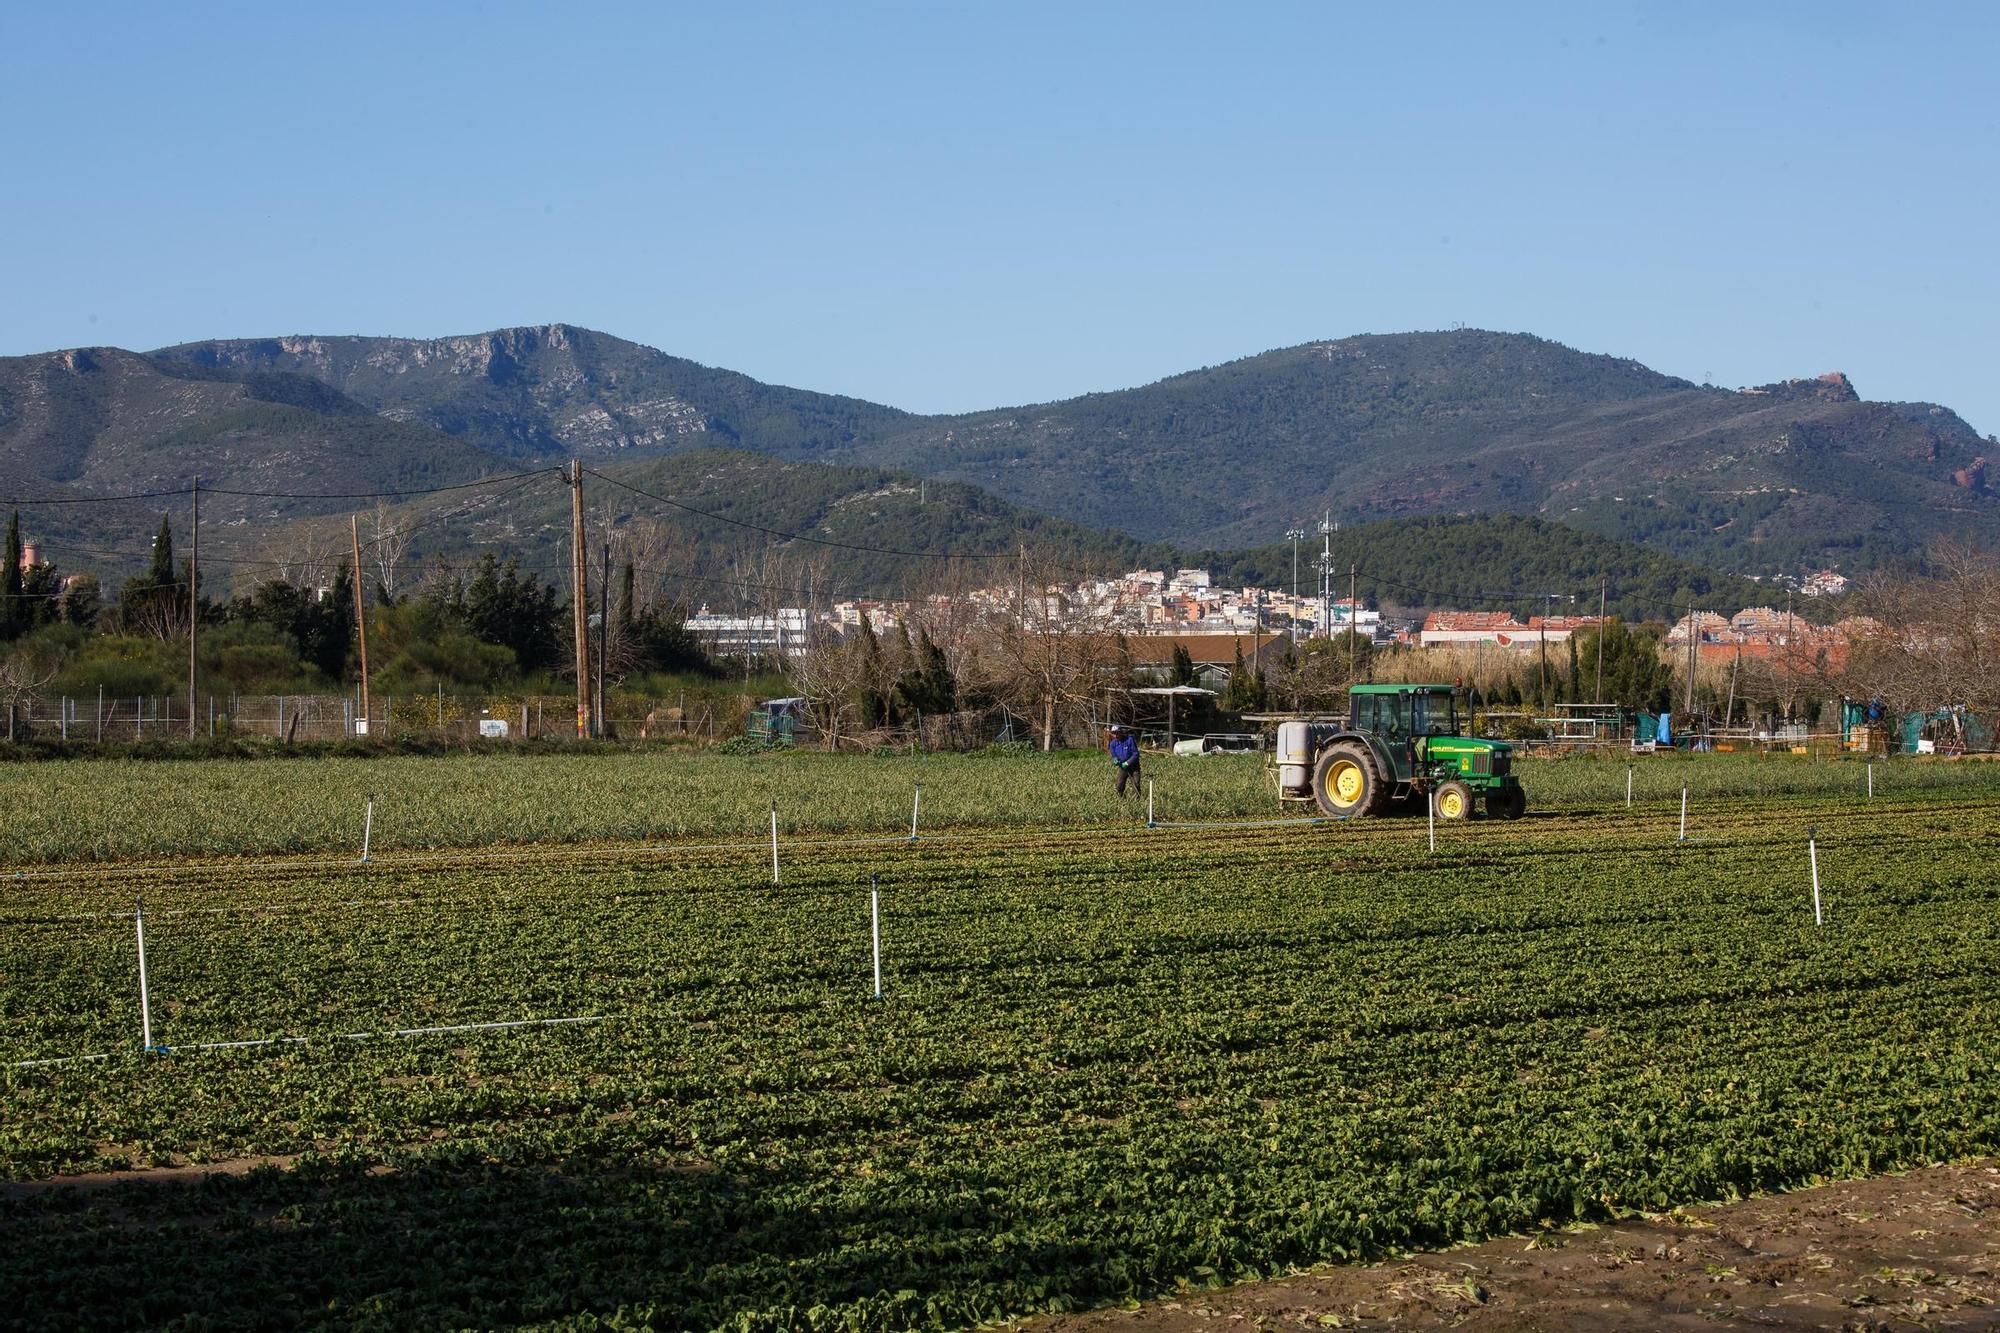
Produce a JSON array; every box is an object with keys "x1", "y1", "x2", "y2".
[{"x1": 685, "y1": 563, "x2": 1860, "y2": 669}]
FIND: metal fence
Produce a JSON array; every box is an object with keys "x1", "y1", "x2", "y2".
[{"x1": 0, "y1": 692, "x2": 760, "y2": 745}]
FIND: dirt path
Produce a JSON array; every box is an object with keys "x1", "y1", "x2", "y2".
[{"x1": 1027, "y1": 1162, "x2": 2000, "y2": 1332}]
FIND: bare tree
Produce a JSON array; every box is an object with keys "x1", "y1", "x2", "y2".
[
  {"x1": 903, "y1": 557, "x2": 988, "y2": 696},
  {"x1": 788, "y1": 620, "x2": 876, "y2": 748},
  {"x1": 0, "y1": 641, "x2": 61, "y2": 740},
  {"x1": 1844, "y1": 541, "x2": 2000, "y2": 715},
  {"x1": 365, "y1": 501, "x2": 415, "y2": 600},
  {"x1": 967, "y1": 548, "x2": 1123, "y2": 750},
  {"x1": 618, "y1": 517, "x2": 701, "y2": 616},
  {"x1": 259, "y1": 521, "x2": 345, "y2": 596}
]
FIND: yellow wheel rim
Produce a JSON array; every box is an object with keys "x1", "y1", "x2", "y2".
[
  {"x1": 1439, "y1": 789, "x2": 1466, "y2": 819},
  {"x1": 1331, "y1": 760, "x2": 1365, "y2": 805}
]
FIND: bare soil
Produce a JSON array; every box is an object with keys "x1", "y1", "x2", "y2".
[{"x1": 1027, "y1": 1162, "x2": 2000, "y2": 1332}]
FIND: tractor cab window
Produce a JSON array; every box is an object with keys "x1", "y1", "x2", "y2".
[{"x1": 1412, "y1": 691, "x2": 1459, "y2": 736}]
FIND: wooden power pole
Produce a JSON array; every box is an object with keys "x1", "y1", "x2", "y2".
[
  {"x1": 596, "y1": 537, "x2": 610, "y2": 737},
  {"x1": 1683, "y1": 602, "x2": 1699, "y2": 716},
  {"x1": 349, "y1": 514, "x2": 370, "y2": 736},
  {"x1": 569, "y1": 461, "x2": 591, "y2": 738},
  {"x1": 1348, "y1": 563, "x2": 1358, "y2": 682},
  {"x1": 188, "y1": 478, "x2": 199, "y2": 738}
]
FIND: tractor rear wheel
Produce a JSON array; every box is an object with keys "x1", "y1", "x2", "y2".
[
  {"x1": 1313, "y1": 743, "x2": 1386, "y2": 819},
  {"x1": 1487, "y1": 784, "x2": 1526, "y2": 821},
  {"x1": 1433, "y1": 780, "x2": 1474, "y2": 821}
]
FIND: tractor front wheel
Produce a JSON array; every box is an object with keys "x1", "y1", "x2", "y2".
[
  {"x1": 1487, "y1": 784, "x2": 1527, "y2": 821},
  {"x1": 1433, "y1": 780, "x2": 1474, "y2": 821},
  {"x1": 1313, "y1": 743, "x2": 1386, "y2": 819}
]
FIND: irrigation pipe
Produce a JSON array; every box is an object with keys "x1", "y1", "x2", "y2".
[{"x1": 10, "y1": 1013, "x2": 611, "y2": 1071}]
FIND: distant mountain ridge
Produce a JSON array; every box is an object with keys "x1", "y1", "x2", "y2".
[
  {"x1": 153, "y1": 324, "x2": 909, "y2": 459},
  {"x1": 6, "y1": 325, "x2": 1994, "y2": 580}
]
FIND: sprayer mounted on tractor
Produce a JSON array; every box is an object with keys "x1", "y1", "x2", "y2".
[{"x1": 1275, "y1": 683, "x2": 1526, "y2": 820}]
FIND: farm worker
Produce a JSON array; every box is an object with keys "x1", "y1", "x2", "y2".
[{"x1": 1109, "y1": 725, "x2": 1142, "y2": 798}]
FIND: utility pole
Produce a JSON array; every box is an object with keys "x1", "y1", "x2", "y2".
[
  {"x1": 1539, "y1": 593, "x2": 1551, "y2": 705},
  {"x1": 187, "y1": 478, "x2": 199, "y2": 738},
  {"x1": 1539, "y1": 592, "x2": 1575, "y2": 707},
  {"x1": 1594, "y1": 574, "x2": 1607, "y2": 705},
  {"x1": 346, "y1": 510, "x2": 370, "y2": 736},
  {"x1": 1348, "y1": 562, "x2": 1358, "y2": 683},
  {"x1": 1317, "y1": 511, "x2": 1336, "y2": 642},
  {"x1": 596, "y1": 537, "x2": 610, "y2": 737},
  {"x1": 1783, "y1": 585, "x2": 1795, "y2": 719},
  {"x1": 1683, "y1": 602, "x2": 1699, "y2": 716},
  {"x1": 569, "y1": 461, "x2": 590, "y2": 738},
  {"x1": 1726, "y1": 641, "x2": 1741, "y2": 729},
  {"x1": 1015, "y1": 543, "x2": 1026, "y2": 626},
  {"x1": 1285, "y1": 527, "x2": 1306, "y2": 644}
]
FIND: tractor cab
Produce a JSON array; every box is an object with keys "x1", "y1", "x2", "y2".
[
  {"x1": 1274, "y1": 683, "x2": 1525, "y2": 822},
  {"x1": 1348, "y1": 684, "x2": 1457, "y2": 750}
]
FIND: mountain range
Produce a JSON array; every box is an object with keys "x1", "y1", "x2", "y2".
[{"x1": 4, "y1": 324, "x2": 1992, "y2": 596}]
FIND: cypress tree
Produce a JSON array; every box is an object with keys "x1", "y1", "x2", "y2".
[
  {"x1": 2, "y1": 510, "x2": 21, "y2": 638},
  {"x1": 147, "y1": 514, "x2": 175, "y2": 587},
  {"x1": 616, "y1": 561, "x2": 636, "y2": 631}
]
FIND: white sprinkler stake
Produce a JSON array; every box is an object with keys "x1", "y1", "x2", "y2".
[
  {"x1": 910, "y1": 783, "x2": 921, "y2": 841},
  {"x1": 360, "y1": 795, "x2": 374, "y2": 863},
  {"x1": 1427, "y1": 787, "x2": 1436, "y2": 853},
  {"x1": 870, "y1": 875, "x2": 883, "y2": 1000},
  {"x1": 770, "y1": 805, "x2": 780, "y2": 885},
  {"x1": 1809, "y1": 826, "x2": 1823, "y2": 926},
  {"x1": 135, "y1": 896, "x2": 155, "y2": 1052},
  {"x1": 1679, "y1": 786, "x2": 1688, "y2": 843}
]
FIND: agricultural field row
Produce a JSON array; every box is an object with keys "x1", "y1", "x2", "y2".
[
  {"x1": 3, "y1": 795, "x2": 1996, "y2": 1329},
  {"x1": 3, "y1": 747, "x2": 1999, "y2": 865}
]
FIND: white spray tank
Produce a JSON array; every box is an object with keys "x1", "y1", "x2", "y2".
[{"x1": 1277, "y1": 720, "x2": 1313, "y2": 796}]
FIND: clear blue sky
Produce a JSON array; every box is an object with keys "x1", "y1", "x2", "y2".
[{"x1": 2, "y1": 2, "x2": 1994, "y2": 433}]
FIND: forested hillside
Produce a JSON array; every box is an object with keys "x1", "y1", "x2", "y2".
[
  {"x1": 817, "y1": 332, "x2": 1997, "y2": 572},
  {"x1": 10, "y1": 326, "x2": 1994, "y2": 581},
  {"x1": 1202, "y1": 514, "x2": 1783, "y2": 624}
]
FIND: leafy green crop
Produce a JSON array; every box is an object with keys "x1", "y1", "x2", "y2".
[
  {"x1": 3, "y1": 748, "x2": 1997, "y2": 865},
  {"x1": 2, "y1": 788, "x2": 1996, "y2": 1329}
]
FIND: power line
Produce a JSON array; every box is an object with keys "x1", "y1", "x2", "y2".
[
  {"x1": 0, "y1": 486, "x2": 192, "y2": 506},
  {"x1": 2, "y1": 469, "x2": 562, "y2": 508}
]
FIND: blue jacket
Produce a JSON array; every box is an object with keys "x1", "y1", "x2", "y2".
[{"x1": 1110, "y1": 734, "x2": 1140, "y2": 767}]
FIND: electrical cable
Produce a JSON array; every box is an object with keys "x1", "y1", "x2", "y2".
[{"x1": 2, "y1": 469, "x2": 562, "y2": 508}]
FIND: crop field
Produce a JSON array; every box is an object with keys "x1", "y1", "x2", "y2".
[
  {"x1": 3, "y1": 746, "x2": 1999, "y2": 863},
  {"x1": 3, "y1": 756, "x2": 1998, "y2": 1331}
]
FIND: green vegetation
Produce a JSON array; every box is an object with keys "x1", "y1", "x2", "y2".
[
  {"x1": 3, "y1": 747, "x2": 1998, "y2": 866},
  {"x1": 2, "y1": 785, "x2": 1995, "y2": 1329}
]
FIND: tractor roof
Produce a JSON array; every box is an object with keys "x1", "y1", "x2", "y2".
[{"x1": 1349, "y1": 683, "x2": 1456, "y2": 695}]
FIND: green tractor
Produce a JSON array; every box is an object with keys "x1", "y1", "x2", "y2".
[{"x1": 1274, "y1": 683, "x2": 1525, "y2": 821}]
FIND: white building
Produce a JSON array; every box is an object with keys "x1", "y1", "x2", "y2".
[{"x1": 685, "y1": 606, "x2": 811, "y2": 656}]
